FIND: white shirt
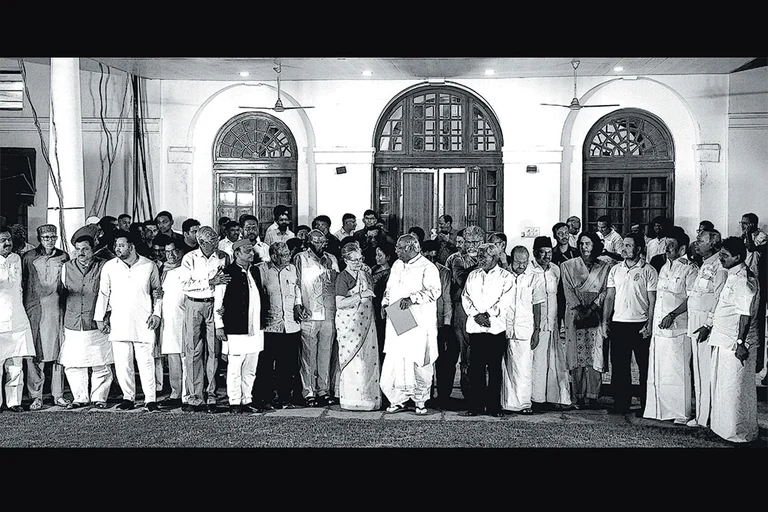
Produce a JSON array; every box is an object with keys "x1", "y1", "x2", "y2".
[
  {"x1": 598, "y1": 228, "x2": 623, "y2": 265},
  {"x1": 334, "y1": 228, "x2": 356, "y2": 241},
  {"x1": 0, "y1": 252, "x2": 36, "y2": 361},
  {"x1": 180, "y1": 248, "x2": 229, "y2": 299},
  {"x1": 646, "y1": 238, "x2": 666, "y2": 263},
  {"x1": 506, "y1": 267, "x2": 546, "y2": 341},
  {"x1": 159, "y1": 263, "x2": 187, "y2": 354},
  {"x1": 217, "y1": 238, "x2": 237, "y2": 260},
  {"x1": 530, "y1": 260, "x2": 560, "y2": 332},
  {"x1": 264, "y1": 228, "x2": 295, "y2": 246},
  {"x1": 654, "y1": 257, "x2": 697, "y2": 335},
  {"x1": 686, "y1": 252, "x2": 728, "y2": 332},
  {"x1": 607, "y1": 259, "x2": 658, "y2": 323},
  {"x1": 94, "y1": 255, "x2": 162, "y2": 344},
  {"x1": 708, "y1": 263, "x2": 758, "y2": 349},
  {"x1": 462, "y1": 265, "x2": 515, "y2": 335}
]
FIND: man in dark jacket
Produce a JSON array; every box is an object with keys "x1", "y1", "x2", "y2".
[{"x1": 214, "y1": 239, "x2": 269, "y2": 414}]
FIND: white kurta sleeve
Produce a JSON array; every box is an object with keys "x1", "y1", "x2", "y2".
[
  {"x1": 213, "y1": 282, "x2": 226, "y2": 329},
  {"x1": 149, "y1": 264, "x2": 162, "y2": 318},
  {"x1": 410, "y1": 264, "x2": 441, "y2": 305},
  {"x1": 93, "y1": 263, "x2": 111, "y2": 322}
]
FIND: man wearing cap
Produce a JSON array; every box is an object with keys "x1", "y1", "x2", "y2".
[
  {"x1": 22, "y1": 224, "x2": 71, "y2": 409},
  {"x1": 214, "y1": 238, "x2": 267, "y2": 413},
  {"x1": 0, "y1": 228, "x2": 36, "y2": 412},
  {"x1": 530, "y1": 236, "x2": 571, "y2": 410},
  {"x1": 293, "y1": 229, "x2": 340, "y2": 407},
  {"x1": 94, "y1": 232, "x2": 162, "y2": 412},
  {"x1": 180, "y1": 226, "x2": 231, "y2": 413}
]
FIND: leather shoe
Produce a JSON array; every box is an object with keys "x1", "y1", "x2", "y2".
[
  {"x1": 207, "y1": 403, "x2": 218, "y2": 414},
  {"x1": 460, "y1": 410, "x2": 481, "y2": 417},
  {"x1": 240, "y1": 404, "x2": 259, "y2": 413},
  {"x1": 229, "y1": 405, "x2": 242, "y2": 414},
  {"x1": 159, "y1": 398, "x2": 182, "y2": 408},
  {"x1": 488, "y1": 410, "x2": 505, "y2": 418},
  {"x1": 116, "y1": 399, "x2": 135, "y2": 410},
  {"x1": 144, "y1": 402, "x2": 160, "y2": 412},
  {"x1": 8, "y1": 405, "x2": 23, "y2": 412}
]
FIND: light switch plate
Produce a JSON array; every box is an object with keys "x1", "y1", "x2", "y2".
[{"x1": 524, "y1": 227, "x2": 540, "y2": 238}]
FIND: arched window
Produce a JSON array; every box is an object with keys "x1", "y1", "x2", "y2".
[
  {"x1": 583, "y1": 109, "x2": 675, "y2": 235},
  {"x1": 213, "y1": 112, "x2": 298, "y2": 235},
  {"x1": 374, "y1": 85, "x2": 503, "y2": 236}
]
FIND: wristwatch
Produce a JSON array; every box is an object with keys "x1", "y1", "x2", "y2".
[{"x1": 737, "y1": 339, "x2": 752, "y2": 350}]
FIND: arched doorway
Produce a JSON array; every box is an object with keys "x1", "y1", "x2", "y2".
[
  {"x1": 373, "y1": 84, "x2": 504, "y2": 236},
  {"x1": 213, "y1": 112, "x2": 298, "y2": 235},
  {"x1": 582, "y1": 108, "x2": 675, "y2": 234}
]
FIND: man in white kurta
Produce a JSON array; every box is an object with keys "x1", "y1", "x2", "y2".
[
  {"x1": 701, "y1": 237, "x2": 759, "y2": 443},
  {"x1": 381, "y1": 234, "x2": 441, "y2": 414},
  {"x1": 157, "y1": 241, "x2": 187, "y2": 408},
  {"x1": 0, "y1": 230, "x2": 36, "y2": 411},
  {"x1": 644, "y1": 229, "x2": 698, "y2": 424},
  {"x1": 686, "y1": 229, "x2": 727, "y2": 428},
  {"x1": 529, "y1": 237, "x2": 570, "y2": 408},
  {"x1": 94, "y1": 233, "x2": 162, "y2": 411},
  {"x1": 214, "y1": 239, "x2": 264, "y2": 413},
  {"x1": 59, "y1": 236, "x2": 114, "y2": 408},
  {"x1": 502, "y1": 246, "x2": 546, "y2": 414}
]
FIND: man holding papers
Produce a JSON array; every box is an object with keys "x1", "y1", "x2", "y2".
[{"x1": 380, "y1": 233, "x2": 441, "y2": 415}]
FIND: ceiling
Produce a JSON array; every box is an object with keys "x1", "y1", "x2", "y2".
[{"x1": 17, "y1": 57, "x2": 764, "y2": 82}]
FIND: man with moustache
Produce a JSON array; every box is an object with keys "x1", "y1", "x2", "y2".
[
  {"x1": 264, "y1": 209, "x2": 295, "y2": 246},
  {"x1": 240, "y1": 215, "x2": 271, "y2": 264},
  {"x1": 0, "y1": 229, "x2": 36, "y2": 412},
  {"x1": 58, "y1": 235, "x2": 114, "y2": 409},
  {"x1": 94, "y1": 232, "x2": 162, "y2": 411},
  {"x1": 685, "y1": 229, "x2": 727, "y2": 428},
  {"x1": 22, "y1": 224, "x2": 70, "y2": 409},
  {"x1": 566, "y1": 216, "x2": 581, "y2": 249}
]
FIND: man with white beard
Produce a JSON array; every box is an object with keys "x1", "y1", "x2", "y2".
[
  {"x1": 94, "y1": 232, "x2": 162, "y2": 412},
  {"x1": 0, "y1": 229, "x2": 36, "y2": 412}
]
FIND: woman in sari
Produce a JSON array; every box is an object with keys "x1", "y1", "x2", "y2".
[
  {"x1": 334, "y1": 243, "x2": 381, "y2": 411},
  {"x1": 560, "y1": 232, "x2": 611, "y2": 409}
]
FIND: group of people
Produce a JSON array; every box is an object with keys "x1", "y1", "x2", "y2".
[{"x1": 0, "y1": 206, "x2": 765, "y2": 444}]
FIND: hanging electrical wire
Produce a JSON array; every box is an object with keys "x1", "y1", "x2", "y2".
[
  {"x1": 130, "y1": 74, "x2": 154, "y2": 221},
  {"x1": 17, "y1": 58, "x2": 70, "y2": 252}
]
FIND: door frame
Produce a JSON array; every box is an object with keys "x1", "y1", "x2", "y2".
[{"x1": 398, "y1": 167, "x2": 465, "y2": 234}]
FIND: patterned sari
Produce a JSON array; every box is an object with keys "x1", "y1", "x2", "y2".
[{"x1": 335, "y1": 268, "x2": 381, "y2": 411}]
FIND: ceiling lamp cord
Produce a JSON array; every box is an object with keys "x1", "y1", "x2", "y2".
[{"x1": 131, "y1": 74, "x2": 154, "y2": 221}]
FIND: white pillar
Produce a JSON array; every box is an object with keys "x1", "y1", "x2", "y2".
[{"x1": 47, "y1": 57, "x2": 85, "y2": 253}]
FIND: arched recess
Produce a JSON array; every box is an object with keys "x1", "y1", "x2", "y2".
[
  {"x1": 373, "y1": 83, "x2": 504, "y2": 236},
  {"x1": 582, "y1": 108, "x2": 675, "y2": 234},
  {"x1": 212, "y1": 111, "x2": 298, "y2": 235}
]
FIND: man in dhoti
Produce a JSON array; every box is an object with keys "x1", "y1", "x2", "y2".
[
  {"x1": 529, "y1": 237, "x2": 571, "y2": 410},
  {"x1": 697, "y1": 236, "x2": 760, "y2": 444},
  {"x1": 22, "y1": 224, "x2": 71, "y2": 409},
  {"x1": 380, "y1": 234, "x2": 441, "y2": 415},
  {"x1": 157, "y1": 240, "x2": 187, "y2": 409},
  {"x1": 501, "y1": 246, "x2": 545, "y2": 415},
  {"x1": 59, "y1": 235, "x2": 114, "y2": 408},
  {"x1": 686, "y1": 229, "x2": 727, "y2": 428},
  {"x1": 644, "y1": 227, "x2": 698, "y2": 424},
  {"x1": 94, "y1": 232, "x2": 162, "y2": 412},
  {"x1": 0, "y1": 229, "x2": 36, "y2": 412},
  {"x1": 214, "y1": 239, "x2": 266, "y2": 413}
]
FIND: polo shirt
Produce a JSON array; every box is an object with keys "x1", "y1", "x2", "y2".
[{"x1": 607, "y1": 258, "x2": 658, "y2": 323}]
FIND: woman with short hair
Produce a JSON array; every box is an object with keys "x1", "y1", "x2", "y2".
[
  {"x1": 560, "y1": 232, "x2": 611, "y2": 409},
  {"x1": 334, "y1": 243, "x2": 381, "y2": 411}
]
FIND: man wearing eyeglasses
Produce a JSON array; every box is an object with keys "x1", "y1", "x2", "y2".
[{"x1": 22, "y1": 224, "x2": 71, "y2": 409}]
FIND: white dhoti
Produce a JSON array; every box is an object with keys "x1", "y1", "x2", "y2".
[
  {"x1": 501, "y1": 338, "x2": 533, "y2": 411},
  {"x1": 710, "y1": 344, "x2": 758, "y2": 443},
  {"x1": 644, "y1": 332, "x2": 693, "y2": 421},
  {"x1": 531, "y1": 330, "x2": 571, "y2": 405},
  {"x1": 688, "y1": 310, "x2": 712, "y2": 426},
  {"x1": 380, "y1": 356, "x2": 434, "y2": 407},
  {"x1": 60, "y1": 328, "x2": 114, "y2": 404}
]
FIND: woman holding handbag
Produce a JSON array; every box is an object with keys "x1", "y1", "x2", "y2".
[{"x1": 560, "y1": 232, "x2": 611, "y2": 409}]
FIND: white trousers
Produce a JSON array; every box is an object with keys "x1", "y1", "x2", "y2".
[
  {"x1": 226, "y1": 353, "x2": 260, "y2": 405},
  {"x1": 1, "y1": 357, "x2": 24, "y2": 408},
  {"x1": 155, "y1": 356, "x2": 164, "y2": 393},
  {"x1": 380, "y1": 357, "x2": 434, "y2": 407},
  {"x1": 167, "y1": 353, "x2": 185, "y2": 401},
  {"x1": 64, "y1": 365, "x2": 113, "y2": 404},
  {"x1": 691, "y1": 339, "x2": 712, "y2": 426},
  {"x1": 112, "y1": 341, "x2": 156, "y2": 403}
]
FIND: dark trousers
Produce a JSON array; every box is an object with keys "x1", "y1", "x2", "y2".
[
  {"x1": 254, "y1": 331, "x2": 301, "y2": 405},
  {"x1": 609, "y1": 321, "x2": 650, "y2": 412},
  {"x1": 452, "y1": 302, "x2": 472, "y2": 398},
  {"x1": 467, "y1": 332, "x2": 507, "y2": 414},
  {"x1": 435, "y1": 324, "x2": 460, "y2": 402},
  {"x1": 755, "y1": 298, "x2": 766, "y2": 372}
]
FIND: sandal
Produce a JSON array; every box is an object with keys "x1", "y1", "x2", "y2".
[
  {"x1": 305, "y1": 396, "x2": 317, "y2": 407},
  {"x1": 518, "y1": 408, "x2": 534, "y2": 415},
  {"x1": 67, "y1": 402, "x2": 88, "y2": 410},
  {"x1": 385, "y1": 403, "x2": 407, "y2": 413},
  {"x1": 415, "y1": 405, "x2": 428, "y2": 415},
  {"x1": 93, "y1": 402, "x2": 108, "y2": 409},
  {"x1": 55, "y1": 398, "x2": 71, "y2": 408}
]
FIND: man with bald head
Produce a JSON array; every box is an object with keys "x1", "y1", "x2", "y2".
[
  {"x1": 380, "y1": 233, "x2": 442, "y2": 414},
  {"x1": 180, "y1": 226, "x2": 231, "y2": 413},
  {"x1": 501, "y1": 245, "x2": 546, "y2": 415}
]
